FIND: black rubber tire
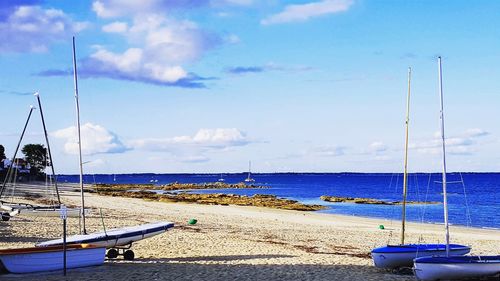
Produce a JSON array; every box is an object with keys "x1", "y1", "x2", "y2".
[
  {"x1": 123, "y1": 250, "x2": 135, "y2": 261},
  {"x1": 106, "y1": 248, "x2": 119, "y2": 259},
  {"x1": 1, "y1": 213, "x2": 10, "y2": 222}
]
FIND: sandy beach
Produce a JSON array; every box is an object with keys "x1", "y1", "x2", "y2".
[{"x1": 1, "y1": 187, "x2": 499, "y2": 281}]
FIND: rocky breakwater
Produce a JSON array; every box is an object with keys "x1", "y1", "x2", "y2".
[
  {"x1": 161, "y1": 181, "x2": 266, "y2": 191},
  {"x1": 320, "y1": 195, "x2": 439, "y2": 205},
  {"x1": 93, "y1": 181, "x2": 266, "y2": 192},
  {"x1": 93, "y1": 184, "x2": 325, "y2": 211}
]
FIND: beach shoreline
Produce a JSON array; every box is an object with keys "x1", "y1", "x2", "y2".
[{"x1": 1, "y1": 187, "x2": 499, "y2": 280}]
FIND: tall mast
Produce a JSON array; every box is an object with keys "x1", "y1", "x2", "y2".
[
  {"x1": 72, "y1": 36, "x2": 86, "y2": 235},
  {"x1": 437, "y1": 56, "x2": 450, "y2": 256},
  {"x1": 248, "y1": 161, "x2": 251, "y2": 180},
  {"x1": 400, "y1": 67, "x2": 411, "y2": 245},
  {"x1": 34, "y1": 92, "x2": 61, "y2": 205}
]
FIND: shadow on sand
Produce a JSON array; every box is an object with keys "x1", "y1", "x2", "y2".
[
  {"x1": 1, "y1": 255, "x2": 499, "y2": 281},
  {"x1": 0, "y1": 256, "x2": 413, "y2": 281}
]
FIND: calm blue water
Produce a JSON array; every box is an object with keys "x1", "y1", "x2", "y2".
[{"x1": 57, "y1": 173, "x2": 499, "y2": 229}]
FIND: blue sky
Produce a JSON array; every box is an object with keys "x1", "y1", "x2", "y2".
[{"x1": 1, "y1": 0, "x2": 499, "y2": 174}]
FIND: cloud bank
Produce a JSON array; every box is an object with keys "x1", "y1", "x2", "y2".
[
  {"x1": 37, "y1": 1, "x2": 223, "y2": 88},
  {"x1": 130, "y1": 128, "x2": 251, "y2": 151},
  {"x1": 52, "y1": 123, "x2": 129, "y2": 155},
  {"x1": 410, "y1": 128, "x2": 490, "y2": 155},
  {"x1": 226, "y1": 63, "x2": 314, "y2": 75},
  {"x1": 0, "y1": 4, "x2": 87, "y2": 53}
]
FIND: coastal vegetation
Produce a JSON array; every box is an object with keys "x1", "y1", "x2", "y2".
[{"x1": 0, "y1": 143, "x2": 48, "y2": 181}]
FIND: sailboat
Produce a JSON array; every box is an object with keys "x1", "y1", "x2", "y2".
[
  {"x1": 412, "y1": 58, "x2": 500, "y2": 280},
  {"x1": 218, "y1": 173, "x2": 225, "y2": 182},
  {"x1": 0, "y1": 244, "x2": 105, "y2": 274},
  {"x1": 0, "y1": 94, "x2": 82, "y2": 219},
  {"x1": 37, "y1": 37, "x2": 174, "y2": 261},
  {"x1": 371, "y1": 67, "x2": 470, "y2": 270},
  {"x1": 244, "y1": 161, "x2": 255, "y2": 183}
]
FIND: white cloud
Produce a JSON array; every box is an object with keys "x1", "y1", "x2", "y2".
[
  {"x1": 52, "y1": 123, "x2": 128, "y2": 155},
  {"x1": 102, "y1": 21, "x2": 128, "y2": 33},
  {"x1": 179, "y1": 155, "x2": 210, "y2": 163},
  {"x1": 307, "y1": 145, "x2": 346, "y2": 157},
  {"x1": 464, "y1": 128, "x2": 489, "y2": 138},
  {"x1": 0, "y1": 5, "x2": 87, "y2": 53},
  {"x1": 88, "y1": 46, "x2": 188, "y2": 83},
  {"x1": 368, "y1": 141, "x2": 388, "y2": 153},
  {"x1": 130, "y1": 128, "x2": 251, "y2": 151},
  {"x1": 224, "y1": 34, "x2": 241, "y2": 44},
  {"x1": 261, "y1": 0, "x2": 353, "y2": 25},
  {"x1": 211, "y1": 0, "x2": 254, "y2": 6},
  {"x1": 92, "y1": 0, "x2": 159, "y2": 18},
  {"x1": 79, "y1": 13, "x2": 219, "y2": 87},
  {"x1": 410, "y1": 128, "x2": 489, "y2": 155}
]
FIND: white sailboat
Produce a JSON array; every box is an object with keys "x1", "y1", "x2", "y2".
[
  {"x1": 244, "y1": 161, "x2": 255, "y2": 183},
  {"x1": 0, "y1": 94, "x2": 82, "y2": 219},
  {"x1": 371, "y1": 67, "x2": 470, "y2": 270},
  {"x1": 218, "y1": 173, "x2": 225, "y2": 182},
  {"x1": 412, "y1": 58, "x2": 500, "y2": 280},
  {"x1": 37, "y1": 37, "x2": 175, "y2": 261},
  {"x1": 0, "y1": 244, "x2": 105, "y2": 274}
]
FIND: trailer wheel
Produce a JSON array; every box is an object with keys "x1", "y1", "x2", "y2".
[
  {"x1": 123, "y1": 250, "x2": 135, "y2": 260},
  {"x1": 106, "y1": 248, "x2": 119, "y2": 259},
  {"x1": 1, "y1": 213, "x2": 10, "y2": 221}
]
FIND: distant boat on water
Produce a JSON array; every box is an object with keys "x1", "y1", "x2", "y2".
[
  {"x1": 244, "y1": 161, "x2": 255, "y2": 183},
  {"x1": 218, "y1": 174, "x2": 225, "y2": 182}
]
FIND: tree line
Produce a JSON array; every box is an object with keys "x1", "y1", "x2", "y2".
[{"x1": 0, "y1": 144, "x2": 49, "y2": 182}]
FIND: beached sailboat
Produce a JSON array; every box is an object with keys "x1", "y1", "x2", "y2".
[
  {"x1": 244, "y1": 161, "x2": 255, "y2": 183},
  {"x1": 371, "y1": 67, "x2": 470, "y2": 270},
  {"x1": 36, "y1": 37, "x2": 175, "y2": 261},
  {"x1": 0, "y1": 95, "x2": 82, "y2": 219},
  {"x1": 412, "y1": 58, "x2": 500, "y2": 280},
  {"x1": 0, "y1": 244, "x2": 105, "y2": 274},
  {"x1": 36, "y1": 222, "x2": 173, "y2": 255}
]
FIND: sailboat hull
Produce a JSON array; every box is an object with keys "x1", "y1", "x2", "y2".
[
  {"x1": 413, "y1": 255, "x2": 500, "y2": 281},
  {"x1": 36, "y1": 221, "x2": 174, "y2": 248},
  {"x1": 0, "y1": 244, "x2": 105, "y2": 274},
  {"x1": 371, "y1": 244, "x2": 471, "y2": 269}
]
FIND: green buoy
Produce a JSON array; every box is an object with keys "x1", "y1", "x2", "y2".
[
  {"x1": 188, "y1": 219, "x2": 197, "y2": 225},
  {"x1": 379, "y1": 224, "x2": 385, "y2": 230}
]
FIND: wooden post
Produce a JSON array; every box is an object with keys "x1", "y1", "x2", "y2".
[{"x1": 60, "y1": 204, "x2": 68, "y2": 276}]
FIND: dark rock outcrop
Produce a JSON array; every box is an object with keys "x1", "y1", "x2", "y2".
[{"x1": 320, "y1": 195, "x2": 439, "y2": 205}]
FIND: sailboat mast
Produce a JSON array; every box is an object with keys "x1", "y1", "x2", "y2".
[
  {"x1": 247, "y1": 161, "x2": 251, "y2": 180},
  {"x1": 400, "y1": 67, "x2": 411, "y2": 245},
  {"x1": 437, "y1": 57, "x2": 450, "y2": 256},
  {"x1": 35, "y1": 93, "x2": 61, "y2": 205},
  {"x1": 72, "y1": 36, "x2": 86, "y2": 235},
  {"x1": 0, "y1": 106, "x2": 35, "y2": 197}
]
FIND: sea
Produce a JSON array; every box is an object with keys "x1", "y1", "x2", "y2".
[{"x1": 57, "y1": 173, "x2": 499, "y2": 229}]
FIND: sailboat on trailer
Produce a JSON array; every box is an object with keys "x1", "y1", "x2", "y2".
[
  {"x1": 0, "y1": 95, "x2": 82, "y2": 219},
  {"x1": 371, "y1": 67, "x2": 470, "y2": 270},
  {"x1": 412, "y1": 57, "x2": 500, "y2": 281},
  {"x1": 37, "y1": 37, "x2": 174, "y2": 261}
]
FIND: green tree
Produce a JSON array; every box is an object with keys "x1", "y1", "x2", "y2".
[
  {"x1": 21, "y1": 144, "x2": 48, "y2": 176},
  {"x1": 0, "y1": 144, "x2": 5, "y2": 160}
]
